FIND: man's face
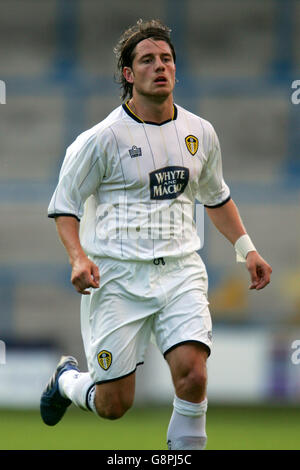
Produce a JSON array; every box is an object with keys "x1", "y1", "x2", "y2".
[{"x1": 123, "y1": 38, "x2": 176, "y2": 100}]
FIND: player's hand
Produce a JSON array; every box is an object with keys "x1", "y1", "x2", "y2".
[
  {"x1": 71, "y1": 256, "x2": 100, "y2": 295},
  {"x1": 246, "y1": 251, "x2": 272, "y2": 290}
]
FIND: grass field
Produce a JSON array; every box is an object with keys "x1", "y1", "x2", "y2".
[{"x1": 1, "y1": 404, "x2": 300, "y2": 450}]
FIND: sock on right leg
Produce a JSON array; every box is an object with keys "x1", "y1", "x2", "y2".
[{"x1": 58, "y1": 370, "x2": 97, "y2": 414}]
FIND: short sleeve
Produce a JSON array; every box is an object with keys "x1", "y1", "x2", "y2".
[
  {"x1": 197, "y1": 125, "x2": 230, "y2": 208},
  {"x1": 48, "y1": 131, "x2": 105, "y2": 221}
]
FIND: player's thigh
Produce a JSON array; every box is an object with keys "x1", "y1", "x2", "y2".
[
  {"x1": 81, "y1": 257, "x2": 154, "y2": 384},
  {"x1": 153, "y1": 253, "x2": 212, "y2": 359},
  {"x1": 95, "y1": 371, "x2": 136, "y2": 418},
  {"x1": 165, "y1": 341, "x2": 209, "y2": 378},
  {"x1": 165, "y1": 342, "x2": 209, "y2": 401}
]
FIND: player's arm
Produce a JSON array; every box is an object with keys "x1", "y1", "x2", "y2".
[
  {"x1": 55, "y1": 216, "x2": 100, "y2": 295},
  {"x1": 205, "y1": 199, "x2": 272, "y2": 290},
  {"x1": 48, "y1": 130, "x2": 106, "y2": 294}
]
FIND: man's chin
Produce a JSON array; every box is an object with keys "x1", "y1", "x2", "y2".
[
  {"x1": 150, "y1": 87, "x2": 173, "y2": 99},
  {"x1": 137, "y1": 86, "x2": 174, "y2": 102}
]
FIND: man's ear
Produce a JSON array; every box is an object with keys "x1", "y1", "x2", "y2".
[{"x1": 123, "y1": 67, "x2": 134, "y2": 84}]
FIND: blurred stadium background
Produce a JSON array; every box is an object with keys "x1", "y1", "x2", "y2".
[{"x1": 1, "y1": 0, "x2": 300, "y2": 450}]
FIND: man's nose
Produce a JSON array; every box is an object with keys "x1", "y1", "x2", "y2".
[{"x1": 154, "y1": 58, "x2": 165, "y2": 70}]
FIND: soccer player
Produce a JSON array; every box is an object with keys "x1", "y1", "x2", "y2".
[{"x1": 40, "y1": 19, "x2": 272, "y2": 450}]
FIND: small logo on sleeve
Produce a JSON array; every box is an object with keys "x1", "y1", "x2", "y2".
[
  {"x1": 185, "y1": 135, "x2": 199, "y2": 156},
  {"x1": 149, "y1": 166, "x2": 189, "y2": 200},
  {"x1": 97, "y1": 350, "x2": 112, "y2": 370}
]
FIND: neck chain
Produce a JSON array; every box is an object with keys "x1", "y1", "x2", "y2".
[
  {"x1": 126, "y1": 99, "x2": 175, "y2": 123},
  {"x1": 126, "y1": 100, "x2": 145, "y2": 123}
]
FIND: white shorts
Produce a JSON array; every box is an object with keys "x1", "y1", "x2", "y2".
[{"x1": 80, "y1": 252, "x2": 212, "y2": 384}]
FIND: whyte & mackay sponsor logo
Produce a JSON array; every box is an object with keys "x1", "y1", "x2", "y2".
[{"x1": 149, "y1": 166, "x2": 189, "y2": 200}]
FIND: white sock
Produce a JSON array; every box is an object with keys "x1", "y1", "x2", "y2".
[
  {"x1": 167, "y1": 396, "x2": 208, "y2": 450},
  {"x1": 58, "y1": 370, "x2": 97, "y2": 414}
]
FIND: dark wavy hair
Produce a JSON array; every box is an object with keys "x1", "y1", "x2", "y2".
[{"x1": 114, "y1": 19, "x2": 176, "y2": 101}]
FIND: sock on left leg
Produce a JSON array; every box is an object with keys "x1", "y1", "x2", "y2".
[{"x1": 167, "y1": 395, "x2": 208, "y2": 450}]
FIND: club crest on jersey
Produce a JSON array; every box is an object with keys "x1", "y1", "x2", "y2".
[
  {"x1": 149, "y1": 166, "x2": 189, "y2": 200},
  {"x1": 185, "y1": 135, "x2": 199, "y2": 156},
  {"x1": 129, "y1": 145, "x2": 142, "y2": 158},
  {"x1": 97, "y1": 350, "x2": 112, "y2": 370}
]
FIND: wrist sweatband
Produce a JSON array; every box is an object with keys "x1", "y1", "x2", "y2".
[{"x1": 234, "y1": 234, "x2": 256, "y2": 263}]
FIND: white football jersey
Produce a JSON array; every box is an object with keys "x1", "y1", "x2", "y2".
[{"x1": 48, "y1": 103, "x2": 230, "y2": 260}]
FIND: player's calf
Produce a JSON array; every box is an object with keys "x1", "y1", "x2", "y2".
[{"x1": 165, "y1": 343, "x2": 209, "y2": 449}]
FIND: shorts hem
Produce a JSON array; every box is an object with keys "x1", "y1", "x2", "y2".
[
  {"x1": 94, "y1": 361, "x2": 144, "y2": 385},
  {"x1": 163, "y1": 340, "x2": 211, "y2": 358}
]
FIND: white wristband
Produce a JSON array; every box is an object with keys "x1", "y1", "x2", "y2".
[{"x1": 234, "y1": 234, "x2": 256, "y2": 263}]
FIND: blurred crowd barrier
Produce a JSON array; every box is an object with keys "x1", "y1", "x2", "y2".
[{"x1": 0, "y1": 0, "x2": 299, "y2": 405}]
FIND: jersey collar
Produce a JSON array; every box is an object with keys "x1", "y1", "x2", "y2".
[{"x1": 122, "y1": 101, "x2": 178, "y2": 126}]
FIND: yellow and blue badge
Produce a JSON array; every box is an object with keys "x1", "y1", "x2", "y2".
[
  {"x1": 185, "y1": 135, "x2": 199, "y2": 156},
  {"x1": 97, "y1": 350, "x2": 112, "y2": 370}
]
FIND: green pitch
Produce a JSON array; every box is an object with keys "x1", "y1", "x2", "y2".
[{"x1": 1, "y1": 405, "x2": 300, "y2": 450}]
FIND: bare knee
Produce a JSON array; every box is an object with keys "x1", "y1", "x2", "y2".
[
  {"x1": 166, "y1": 343, "x2": 209, "y2": 402},
  {"x1": 95, "y1": 398, "x2": 132, "y2": 420},
  {"x1": 175, "y1": 367, "x2": 207, "y2": 401},
  {"x1": 93, "y1": 378, "x2": 135, "y2": 420}
]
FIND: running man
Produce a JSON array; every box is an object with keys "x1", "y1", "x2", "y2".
[{"x1": 40, "y1": 19, "x2": 272, "y2": 450}]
